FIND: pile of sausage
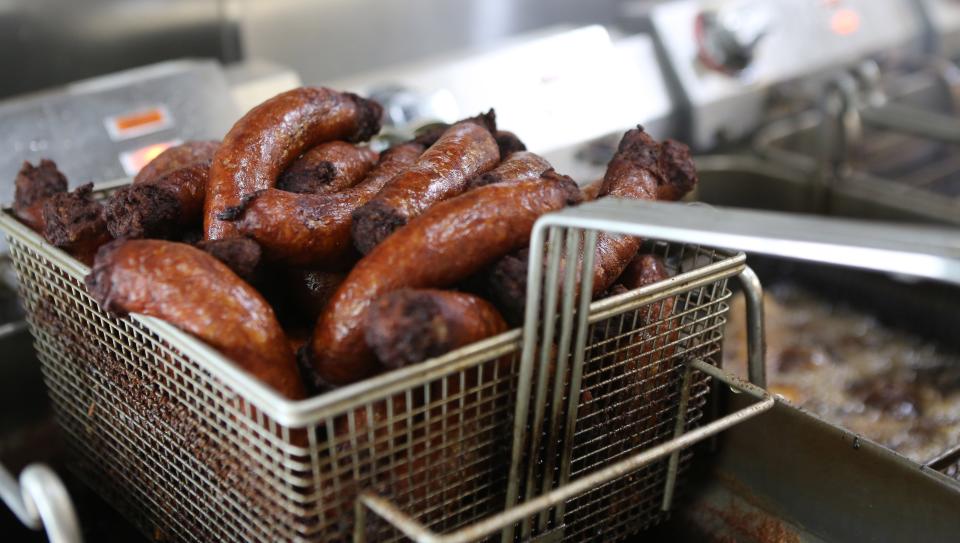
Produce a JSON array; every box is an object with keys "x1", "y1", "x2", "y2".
[{"x1": 12, "y1": 86, "x2": 697, "y2": 400}]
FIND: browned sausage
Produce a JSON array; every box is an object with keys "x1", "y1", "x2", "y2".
[
  {"x1": 467, "y1": 151, "x2": 551, "y2": 189},
  {"x1": 581, "y1": 178, "x2": 604, "y2": 202},
  {"x1": 105, "y1": 163, "x2": 208, "y2": 239},
  {"x1": 133, "y1": 141, "x2": 218, "y2": 185},
  {"x1": 486, "y1": 127, "x2": 697, "y2": 322},
  {"x1": 277, "y1": 141, "x2": 378, "y2": 194},
  {"x1": 204, "y1": 87, "x2": 383, "y2": 240},
  {"x1": 13, "y1": 159, "x2": 68, "y2": 232},
  {"x1": 364, "y1": 289, "x2": 508, "y2": 369},
  {"x1": 227, "y1": 141, "x2": 423, "y2": 267},
  {"x1": 41, "y1": 183, "x2": 111, "y2": 265},
  {"x1": 308, "y1": 170, "x2": 582, "y2": 387},
  {"x1": 84, "y1": 240, "x2": 305, "y2": 399},
  {"x1": 350, "y1": 112, "x2": 499, "y2": 254}
]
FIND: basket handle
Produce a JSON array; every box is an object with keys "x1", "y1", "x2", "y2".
[
  {"x1": 0, "y1": 462, "x2": 83, "y2": 543},
  {"x1": 353, "y1": 359, "x2": 774, "y2": 543},
  {"x1": 554, "y1": 200, "x2": 960, "y2": 286}
]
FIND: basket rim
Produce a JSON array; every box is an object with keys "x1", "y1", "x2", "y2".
[{"x1": 0, "y1": 181, "x2": 746, "y2": 428}]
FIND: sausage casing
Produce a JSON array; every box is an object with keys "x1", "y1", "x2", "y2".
[
  {"x1": 350, "y1": 115, "x2": 499, "y2": 254},
  {"x1": 84, "y1": 239, "x2": 305, "y2": 399},
  {"x1": 277, "y1": 141, "x2": 378, "y2": 194},
  {"x1": 134, "y1": 141, "x2": 218, "y2": 185},
  {"x1": 230, "y1": 142, "x2": 423, "y2": 267},
  {"x1": 204, "y1": 87, "x2": 382, "y2": 239},
  {"x1": 468, "y1": 151, "x2": 551, "y2": 189},
  {"x1": 309, "y1": 171, "x2": 582, "y2": 386},
  {"x1": 364, "y1": 289, "x2": 508, "y2": 369}
]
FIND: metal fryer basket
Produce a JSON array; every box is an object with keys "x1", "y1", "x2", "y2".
[{"x1": 0, "y1": 188, "x2": 758, "y2": 542}]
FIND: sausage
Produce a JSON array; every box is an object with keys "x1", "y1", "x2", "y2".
[
  {"x1": 134, "y1": 141, "x2": 218, "y2": 185},
  {"x1": 350, "y1": 111, "x2": 499, "y2": 254},
  {"x1": 227, "y1": 141, "x2": 423, "y2": 267},
  {"x1": 467, "y1": 151, "x2": 551, "y2": 189},
  {"x1": 580, "y1": 178, "x2": 604, "y2": 202},
  {"x1": 194, "y1": 238, "x2": 262, "y2": 284},
  {"x1": 13, "y1": 159, "x2": 68, "y2": 232},
  {"x1": 204, "y1": 87, "x2": 383, "y2": 240},
  {"x1": 364, "y1": 289, "x2": 508, "y2": 369},
  {"x1": 84, "y1": 239, "x2": 305, "y2": 399},
  {"x1": 486, "y1": 127, "x2": 697, "y2": 322},
  {"x1": 105, "y1": 163, "x2": 208, "y2": 239},
  {"x1": 308, "y1": 170, "x2": 582, "y2": 387},
  {"x1": 41, "y1": 183, "x2": 111, "y2": 265},
  {"x1": 495, "y1": 130, "x2": 527, "y2": 158},
  {"x1": 277, "y1": 141, "x2": 378, "y2": 194}
]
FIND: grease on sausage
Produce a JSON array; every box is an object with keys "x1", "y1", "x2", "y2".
[
  {"x1": 308, "y1": 170, "x2": 582, "y2": 387},
  {"x1": 277, "y1": 141, "x2": 378, "y2": 194},
  {"x1": 350, "y1": 111, "x2": 499, "y2": 254},
  {"x1": 134, "y1": 141, "x2": 218, "y2": 185},
  {"x1": 204, "y1": 87, "x2": 382, "y2": 240},
  {"x1": 467, "y1": 151, "x2": 551, "y2": 189},
  {"x1": 228, "y1": 141, "x2": 424, "y2": 267},
  {"x1": 84, "y1": 240, "x2": 304, "y2": 399}
]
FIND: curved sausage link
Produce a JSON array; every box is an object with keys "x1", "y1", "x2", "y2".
[
  {"x1": 105, "y1": 163, "x2": 208, "y2": 240},
  {"x1": 13, "y1": 159, "x2": 68, "y2": 232},
  {"x1": 277, "y1": 141, "x2": 379, "y2": 194},
  {"x1": 204, "y1": 87, "x2": 383, "y2": 240},
  {"x1": 134, "y1": 141, "x2": 218, "y2": 185},
  {"x1": 84, "y1": 240, "x2": 305, "y2": 399},
  {"x1": 467, "y1": 151, "x2": 551, "y2": 189},
  {"x1": 486, "y1": 127, "x2": 697, "y2": 322},
  {"x1": 364, "y1": 289, "x2": 508, "y2": 369},
  {"x1": 308, "y1": 170, "x2": 582, "y2": 387},
  {"x1": 229, "y1": 142, "x2": 423, "y2": 267},
  {"x1": 350, "y1": 112, "x2": 499, "y2": 254}
]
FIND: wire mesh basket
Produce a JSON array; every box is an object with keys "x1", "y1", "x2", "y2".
[{"x1": 0, "y1": 189, "x2": 771, "y2": 542}]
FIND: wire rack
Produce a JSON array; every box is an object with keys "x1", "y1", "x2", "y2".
[{"x1": 1, "y1": 189, "x2": 768, "y2": 542}]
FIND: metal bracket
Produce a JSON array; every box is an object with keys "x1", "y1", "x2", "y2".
[{"x1": 0, "y1": 462, "x2": 83, "y2": 543}]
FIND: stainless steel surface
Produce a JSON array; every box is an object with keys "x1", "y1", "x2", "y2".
[
  {"x1": 236, "y1": 0, "x2": 624, "y2": 86},
  {"x1": 755, "y1": 74, "x2": 960, "y2": 226},
  {"x1": 0, "y1": 0, "x2": 237, "y2": 100},
  {"x1": 1, "y1": 463, "x2": 83, "y2": 543},
  {"x1": 0, "y1": 60, "x2": 237, "y2": 203},
  {"x1": 557, "y1": 199, "x2": 960, "y2": 286},
  {"x1": 0, "y1": 181, "x2": 745, "y2": 541},
  {"x1": 671, "y1": 396, "x2": 960, "y2": 542},
  {"x1": 327, "y1": 26, "x2": 674, "y2": 156},
  {"x1": 651, "y1": 0, "x2": 925, "y2": 149},
  {"x1": 357, "y1": 366, "x2": 773, "y2": 543}
]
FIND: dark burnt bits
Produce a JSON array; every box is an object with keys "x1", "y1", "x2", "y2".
[
  {"x1": 657, "y1": 139, "x2": 698, "y2": 200},
  {"x1": 195, "y1": 238, "x2": 263, "y2": 284},
  {"x1": 494, "y1": 130, "x2": 527, "y2": 159},
  {"x1": 277, "y1": 161, "x2": 337, "y2": 194},
  {"x1": 41, "y1": 183, "x2": 111, "y2": 258},
  {"x1": 105, "y1": 184, "x2": 181, "y2": 240},
  {"x1": 346, "y1": 92, "x2": 385, "y2": 143},
  {"x1": 364, "y1": 290, "x2": 448, "y2": 369},
  {"x1": 14, "y1": 159, "x2": 68, "y2": 211}
]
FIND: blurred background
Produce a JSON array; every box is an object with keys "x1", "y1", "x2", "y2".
[{"x1": 3, "y1": 0, "x2": 960, "y2": 541}]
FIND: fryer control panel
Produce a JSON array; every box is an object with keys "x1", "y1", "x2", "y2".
[{"x1": 651, "y1": 0, "x2": 925, "y2": 149}]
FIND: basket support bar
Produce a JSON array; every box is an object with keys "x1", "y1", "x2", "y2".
[
  {"x1": 355, "y1": 359, "x2": 774, "y2": 543},
  {"x1": 0, "y1": 462, "x2": 83, "y2": 543}
]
